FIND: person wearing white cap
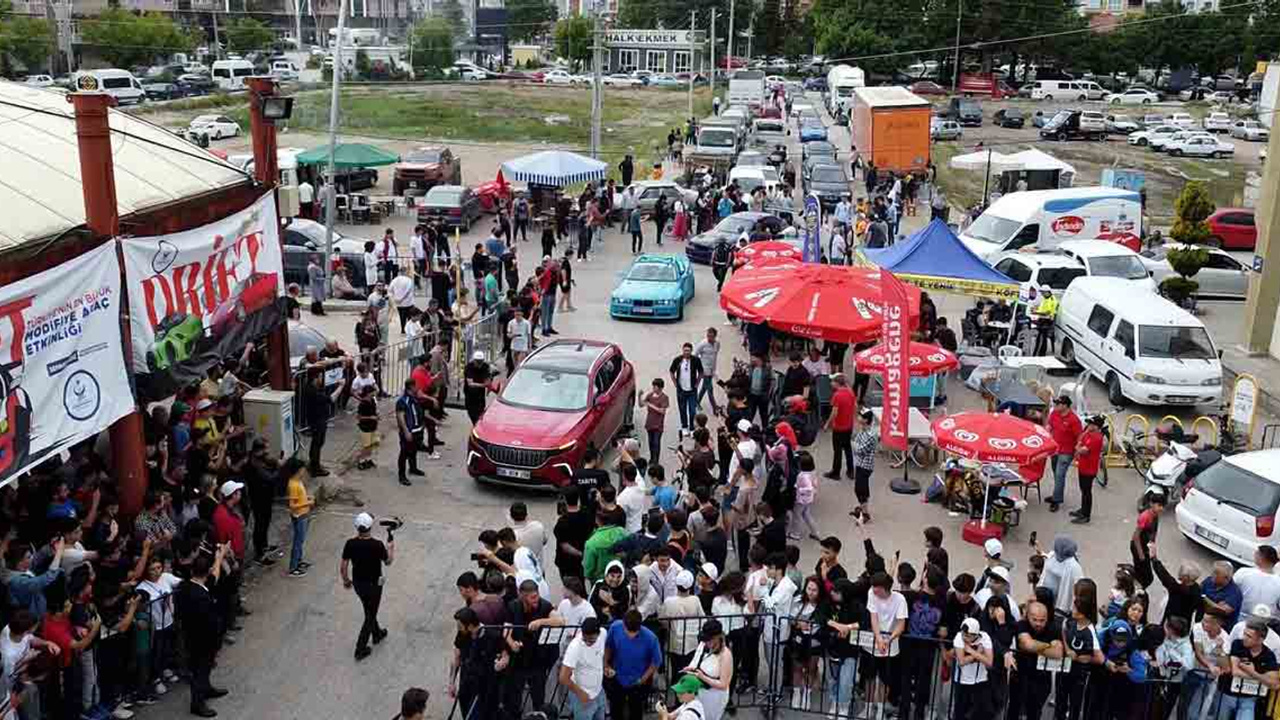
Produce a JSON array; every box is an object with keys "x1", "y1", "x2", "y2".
[
  {"x1": 462, "y1": 350, "x2": 495, "y2": 424},
  {"x1": 210, "y1": 480, "x2": 247, "y2": 621},
  {"x1": 953, "y1": 616, "x2": 994, "y2": 717},
  {"x1": 660, "y1": 569, "x2": 704, "y2": 672},
  {"x1": 973, "y1": 565, "x2": 1021, "y2": 622},
  {"x1": 340, "y1": 512, "x2": 395, "y2": 661}
]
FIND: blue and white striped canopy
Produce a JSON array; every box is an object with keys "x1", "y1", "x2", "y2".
[{"x1": 501, "y1": 150, "x2": 608, "y2": 187}]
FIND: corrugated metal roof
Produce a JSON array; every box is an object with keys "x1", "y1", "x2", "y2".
[
  {"x1": 0, "y1": 82, "x2": 251, "y2": 251},
  {"x1": 853, "y1": 86, "x2": 930, "y2": 108}
]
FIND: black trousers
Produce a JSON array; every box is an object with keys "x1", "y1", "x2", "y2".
[
  {"x1": 713, "y1": 265, "x2": 728, "y2": 291},
  {"x1": 188, "y1": 649, "x2": 216, "y2": 711},
  {"x1": 465, "y1": 390, "x2": 486, "y2": 424},
  {"x1": 854, "y1": 466, "x2": 872, "y2": 504},
  {"x1": 1008, "y1": 674, "x2": 1051, "y2": 720},
  {"x1": 604, "y1": 678, "x2": 650, "y2": 720},
  {"x1": 515, "y1": 219, "x2": 529, "y2": 242},
  {"x1": 898, "y1": 640, "x2": 936, "y2": 720},
  {"x1": 308, "y1": 424, "x2": 327, "y2": 472},
  {"x1": 829, "y1": 430, "x2": 854, "y2": 475},
  {"x1": 310, "y1": 299, "x2": 325, "y2": 315},
  {"x1": 1078, "y1": 473, "x2": 1095, "y2": 519},
  {"x1": 353, "y1": 581, "x2": 384, "y2": 651},
  {"x1": 397, "y1": 306, "x2": 412, "y2": 333},
  {"x1": 1055, "y1": 665, "x2": 1093, "y2": 720},
  {"x1": 250, "y1": 487, "x2": 274, "y2": 558},
  {"x1": 736, "y1": 528, "x2": 751, "y2": 573},
  {"x1": 631, "y1": 230, "x2": 643, "y2": 253},
  {"x1": 954, "y1": 682, "x2": 992, "y2": 720},
  {"x1": 748, "y1": 393, "x2": 770, "y2": 428},
  {"x1": 503, "y1": 665, "x2": 549, "y2": 716},
  {"x1": 398, "y1": 435, "x2": 420, "y2": 479}
]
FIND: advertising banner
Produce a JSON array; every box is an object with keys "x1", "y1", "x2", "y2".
[
  {"x1": 0, "y1": 243, "x2": 134, "y2": 485},
  {"x1": 802, "y1": 193, "x2": 822, "y2": 263},
  {"x1": 122, "y1": 193, "x2": 285, "y2": 402},
  {"x1": 878, "y1": 268, "x2": 911, "y2": 451}
]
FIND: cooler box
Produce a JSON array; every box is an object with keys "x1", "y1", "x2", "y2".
[{"x1": 242, "y1": 388, "x2": 297, "y2": 460}]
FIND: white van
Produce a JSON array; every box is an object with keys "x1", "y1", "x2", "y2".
[
  {"x1": 211, "y1": 59, "x2": 255, "y2": 90},
  {"x1": 1031, "y1": 79, "x2": 1106, "y2": 101},
  {"x1": 270, "y1": 60, "x2": 300, "y2": 81},
  {"x1": 74, "y1": 69, "x2": 146, "y2": 105},
  {"x1": 959, "y1": 186, "x2": 1143, "y2": 262},
  {"x1": 1055, "y1": 276, "x2": 1222, "y2": 407}
]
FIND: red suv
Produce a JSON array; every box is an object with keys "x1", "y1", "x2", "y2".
[
  {"x1": 468, "y1": 340, "x2": 636, "y2": 489},
  {"x1": 1206, "y1": 208, "x2": 1256, "y2": 250}
]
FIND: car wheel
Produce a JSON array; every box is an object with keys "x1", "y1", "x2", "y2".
[
  {"x1": 1107, "y1": 373, "x2": 1125, "y2": 406},
  {"x1": 1138, "y1": 138, "x2": 1148, "y2": 146},
  {"x1": 1058, "y1": 337, "x2": 1076, "y2": 365},
  {"x1": 1044, "y1": 95, "x2": 1053, "y2": 102},
  {"x1": 1142, "y1": 98, "x2": 1152, "y2": 104},
  {"x1": 1170, "y1": 148, "x2": 1181, "y2": 156},
  {"x1": 1212, "y1": 151, "x2": 1223, "y2": 159},
  {"x1": 1056, "y1": 132, "x2": 1066, "y2": 141}
]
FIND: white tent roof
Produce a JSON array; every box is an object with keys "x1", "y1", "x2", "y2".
[
  {"x1": 948, "y1": 150, "x2": 1010, "y2": 171},
  {"x1": 947, "y1": 148, "x2": 1076, "y2": 176},
  {"x1": 0, "y1": 82, "x2": 250, "y2": 251}
]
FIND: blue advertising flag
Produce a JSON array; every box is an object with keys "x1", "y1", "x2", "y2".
[{"x1": 803, "y1": 193, "x2": 822, "y2": 262}]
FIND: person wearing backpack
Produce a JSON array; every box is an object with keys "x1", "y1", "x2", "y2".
[
  {"x1": 899, "y1": 567, "x2": 946, "y2": 720},
  {"x1": 711, "y1": 241, "x2": 733, "y2": 292}
]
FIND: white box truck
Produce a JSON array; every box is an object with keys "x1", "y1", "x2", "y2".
[
  {"x1": 825, "y1": 64, "x2": 866, "y2": 115},
  {"x1": 959, "y1": 186, "x2": 1143, "y2": 262}
]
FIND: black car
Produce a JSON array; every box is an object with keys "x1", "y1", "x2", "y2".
[
  {"x1": 801, "y1": 140, "x2": 838, "y2": 166},
  {"x1": 993, "y1": 108, "x2": 1025, "y2": 128},
  {"x1": 803, "y1": 77, "x2": 828, "y2": 92},
  {"x1": 142, "y1": 82, "x2": 181, "y2": 101},
  {"x1": 946, "y1": 98, "x2": 983, "y2": 126},
  {"x1": 325, "y1": 167, "x2": 379, "y2": 194},
  {"x1": 686, "y1": 212, "x2": 788, "y2": 264},
  {"x1": 417, "y1": 185, "x2": 483, "y2": 231},
  {"x1": 280, "y1": 220, "x2": 372, "y2": 291},
  {"x1": 176, "y1": 74, "x2": 215, "y2": 97},
  {"x1": 804, "y1": 162, "x2": 850, "y2": 209}
]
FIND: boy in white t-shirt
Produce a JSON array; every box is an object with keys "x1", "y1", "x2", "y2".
[
  {"x1": 865, "y1": 571, "x2": 908, "y2": 718},
  {"x1": 560, "y1": 617, "x2": 607, "y2": 720},
  {"x1": 953, "y1": 617, "x2": 994, "y2": 719}
]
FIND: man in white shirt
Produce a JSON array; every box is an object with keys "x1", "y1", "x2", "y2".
[
  {"x1": 866, "y1": 571, "x2": 908, "y2": 718},
  {"x1": 693, "y1": 328, "x2": 721, "y2": 414},
  {"x1": 647, "y1": 548, "x2": 682, "y2": 604},
  {"x1": 758, "y1": 553, "x2": 799, "y2": 695},
  {"x1": 727, "y1": 420, "x2": 763, "y2": 484},
  {"x1": 298, "y1": 179, "x2": 315, "y2": 219},
  {"x1": 801, "y1": 346, "x2": 830, "y2": 379},
  {"x1": 410, "y1": 227, "x2": 428, "y2": 283},
  {"x1": 388, "y1": 268, "x2": 416, "y2": 333},
  {"x1": 1234, "y1": 545, "x2": 1280, "y2": 620},
  {"x1": 510, "y1": 502, "x2": 547, "y2": 569},
  {"x1": 559, "y1": 617, "x2": 606, "y2": 719},
  {"x1": 953, "y1": 617, "x2": 994, "y2": 717},
  {"x1": 617, "y1": 466, "x2": 650, "y2": 534},
  {"x1": 1229, "y1": 604, "x2": 1280, "y2": 653},
  {"x1": 507, "y1": 308, "x2": 532, "y2": 366},
  {"x1": 362, "y1": 242, "x2": 380, "y2": 289}
]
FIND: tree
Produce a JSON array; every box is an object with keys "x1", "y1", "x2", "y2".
[
  {"x1": 1170, "y1": 180, "x2": 1215, "y2": 245},
  {"x1": 507, "y1": 0, "x2": 557, "y2": 43},
  {"x1": 438, "y1": 0, "x2": 468, "y2": 37},
  {"x1": 0, "y1": 15, "x2": 55, "y2": 71},
  {"x1": 225, "y1": 17, "x2": 275, "y2": 56},
  {"x1": 79, "y1": 9, "x2": 196, "y2": 69},
  {"x1": 554, "y1": 16, "x2": 592, "y2": 70},
  {"x1": 410, "y1": 18, "x2": 455, "y2": 73}
]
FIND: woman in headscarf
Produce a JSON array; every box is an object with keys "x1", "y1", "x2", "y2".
[
  {"x1": 816, "y1": 578, "x2": 867, "y2": 718},
  {"x1": 589, "y1": 559, "x2": 632, "y2": 624},
  {"x1": 979, "y1": 593, "x2": 1018, "y2": 713},
  {"x1": 766, "y1": 420, "x2": 799, "y2": 530},
  {"x1": 681, "y1": 619, "x2": 734, "y2": 720},
  {"x1": 1037, "y1": 535, "x2": 1084, "y2": 618}
]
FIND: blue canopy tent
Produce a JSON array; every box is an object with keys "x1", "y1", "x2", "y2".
[
  {"x1": 500, "y1": 150, "x2": 608, "y2": 187},
  {"x1": 861, "y1": 218, "x2": 1020, "y2": 299}
]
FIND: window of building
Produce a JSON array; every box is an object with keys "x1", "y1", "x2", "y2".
[
  {"x1": 673, "y1": 50, "x2": 691, "y2": 74},
  {"x1": 618, "y1": 49, "x2": 638, "y2": 72},
  {"x1": 646, "y1": 50, "x2": 666, "y2": 73}
]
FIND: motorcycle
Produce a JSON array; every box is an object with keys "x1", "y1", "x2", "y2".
[{"x1": 1139, "y1": 434, "x2": 1199, "y2": 512}]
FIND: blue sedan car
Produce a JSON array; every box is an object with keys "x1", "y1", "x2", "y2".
[
  {"x1": 799, "y1": 121, "x2": 829, "y2": 143},
  {"x1": 610, "y1": 254, "x2": 695, "y2": 321}
]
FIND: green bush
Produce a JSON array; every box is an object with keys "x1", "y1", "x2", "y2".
[
  {"x1": 306, "y1": 55, "x2": 322, "y2": 70},
  {"x1": 1166, "y1": 245, "x2": 1209, "y2": 279},
  {"x1": 1159, "y1": 276, "x2": 1199, "y2": 306},
  {"x1": 1170, "y1": 181, "x2": 1215, "y2": 246}
]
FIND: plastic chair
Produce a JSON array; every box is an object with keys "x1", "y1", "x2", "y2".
[
  {"x1": 997, "y1": 345, "x2": 1023, "y2": 359},
  {"x1": 334, "y1": 194, "x2": 351, "y2": 222}
]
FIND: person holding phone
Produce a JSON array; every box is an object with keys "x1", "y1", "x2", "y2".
[
  {"x1": 655, "y1": 675, "x2": 704, "y2": 720},
  {"x1": 341, "y1": 513, "x2": 395, "y2": 661}
]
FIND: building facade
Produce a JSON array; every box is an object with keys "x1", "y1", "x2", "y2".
[{"x1": 600, "y1": 29, "x2": 705, "y2": 75}]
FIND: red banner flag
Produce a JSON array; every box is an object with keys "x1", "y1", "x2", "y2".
[{"x1": 879, "y1": 268, "x2": 911, "y2": 451}]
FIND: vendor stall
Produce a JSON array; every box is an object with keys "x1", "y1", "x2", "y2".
[{"x1": 861, "y1": 219, "x2": 1020, "y2": 299}]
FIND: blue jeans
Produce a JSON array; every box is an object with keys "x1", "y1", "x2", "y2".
[
  {"x1": 698, "y1": 376, "x2": 719, "y2": 412},
  {"x1": 1180, "y1": 669, "x2": 1213, "y2": 720},
  {"x1": 1051, "y1": 453, "x2": 1073, "y2": 505},
  {"x1": 1214, "y1": 694, "x2": 1256, "y2": 720},
  {"x1": 676, "y1": 388, "x2": 698, "y2": 431},
  {"x1": 540, "y1": 293, "x2": 556, "y2": 333},
  {"x1": 290, "y1": 514, "x2": 310, "y2": 571},
  {"x1": 825, "y1": 655, "x2": 858, "y2": 708},
  {"x1": 567, "y1": 691, "x2": 606, "y2": 720},
  {"x1": 648, "y1": 428, "x2": 662, "y2": 466}
]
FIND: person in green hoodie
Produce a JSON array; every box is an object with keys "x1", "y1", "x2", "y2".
[{"x1": 583, "y1": 511, "x2": 629, "y2": 584}]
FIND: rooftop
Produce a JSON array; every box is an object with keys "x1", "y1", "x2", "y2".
[
  {"x1": 0, "y1": 82, "x2": 250, "y2": 252},
  {"x1": 853, "y1": 86, "x2": 930, "y2": 108}
]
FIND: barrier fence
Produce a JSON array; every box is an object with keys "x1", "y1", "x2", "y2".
[{"x1": 446, "y1": 614, "x2": 1270, "y2": 720}]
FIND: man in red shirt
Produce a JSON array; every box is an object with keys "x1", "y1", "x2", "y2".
[
  {"x1": 409, "y1": 360, "x2": 443, "y2": 455},
  {"x1": 1072, "y1": 415, "x2": 1106, "y2": 525},
  {"x1": 823, "y1": 374, "x2": 858, "y2": 480},
  {"x1": 212, "y1": 480, "x2": 247, "y2": 638},
  {"x1": 538, "y1": 257, "x2": 560, "y2": 336},
  {"x1": 1045, "y1": 395, "x2": 1082, "y2": 513}
]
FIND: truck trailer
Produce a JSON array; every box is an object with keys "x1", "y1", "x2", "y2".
[{"x1": 850, "y1": 86, "x2": 931, "y2": 176}]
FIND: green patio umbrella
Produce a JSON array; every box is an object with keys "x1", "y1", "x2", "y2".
[{"x1": 296, "y1": 143, "x2": 400, "y2": 168}]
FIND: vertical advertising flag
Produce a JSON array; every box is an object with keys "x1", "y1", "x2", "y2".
[
  {"x1": 879, "y1": 268, "x2": 911, "y2": 451},
  {"x1": 802, "y1": 193, "x2": 822, "y2": 263}
]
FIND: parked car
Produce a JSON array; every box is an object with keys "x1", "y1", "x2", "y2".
[
  {"x1": 1204, "y1": 208, "x2": 1257, "y2": 250},
  {"x1": 1150, "y1": 129, "x2": 1199, "y2": 152},
  {"x1": 1208, "y1": 90, "x2": 1237, "y2": 104},
  {"x1": 1128, "y1": 123, "x2": 1180, "y2": 146},
  {"x1": 1167, "y1": 112, "x2": 1197, "y2": 130},
  {"x1": 803, "y1": 77, "x2": 828, "y2": 92},
  {"x1": 629, "y1": 180, "x2": 698, "y2": 213},
  {"x1": 1166, "y1": 134, "x2": 1235, "y2": 159},
  {"x1": 946, "y1": 97, "x2": 983, "y2": 126},
  {"x1": 1230, "y1": 119, "x2": 1270, "y2": 142},
  {"x1": 1141, "y1": 243, "x2": 1251, "y2": 299},
  {"x1": 392, "y1": 146, "x2": 461, "y2": 196},
  {"x1": 1176, "y1": 449, "x2": 1280, "y2": 566},
  {"x1": 603, "y1": 73, "x2": 642, "y2": 87},
  {"x1": 323, "y1": 167, "x2": 379, "y2": 194},
  {"x1": 280, "y1": 219, "x2": 372, "y2": 289},
  {"x1": 23, "y1": 74, "x2": 54, "y2": 87},
  {"x1": 467, "y1": 339, "x2": 636, "y2": 488},
  {"x1": 1202, "y1": 112, "x2": 1232, "y2": 133},
  {"x1": 543, "y1": 69, "x2": 584, "y2": 84},
  {"x1": 908, "y1": 80, "x2": 947, "y2": 96},
  {"x1": 142, "y1": 82, "x2": 181, "y2": 101},
  {"x1": 1055, "y1": 240, "x2": 1156, "y2": 293},
  {"x1": 1039, "y1": 110, "x2": 1105, "y2": 141},
  {"x1": 417, "y1": 185, "x2": 482, "y2": 230},
  {"x1": 1105, "y1": 114, "x2": 1140, "y2": 134},
  {"x1": 991, "y1": 252, "x2": 1088, "y2": 298},
  {"x1": 687, "y1": 212, "x2": 788, "y2": 264},
  {"x1": 1017, "y1": 83, "x2": 1035, "y2": 98},
  {"x1": 610, "y1": 254, "x2": 695, "y2": 320},
  {"x1": 930, "y1": 118, "x2": 963, "y2": 141},
  {"x1": 1106, "y1": 88, "x2": 1159, "y2": 105},
  {"x1": 187, "y1": 115, "x2": 240, "y2": 140},
  {"x1": 176, "y1": 74, "x2": 215, "y2": 96},
  {"x1": 1138, "y1": 113, "x2": 1166, "y2": 128},
  {"x1": 993, "y1": 108, "x2": 1025, "y2": 128},
  {"x1": 649, "y1": 74, "x2": 682, "y2": 87}
]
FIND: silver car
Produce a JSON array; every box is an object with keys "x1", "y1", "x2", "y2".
[
  {"x1": 930, "y1": 118, "x2": 963, "y2": 141},
  {"x1": 1140, "y1": 244, "x2": 1251, "y2": 300},
  {"x1": 629, "y1": 180, "x2": 698, "y2": 213}
]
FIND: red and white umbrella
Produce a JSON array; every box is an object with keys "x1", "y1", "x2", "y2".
[
  {"x1": 719, "y1": 261, "x2": 922, "y2": 344},
  {"x1": 930, "y1": 411, "x2": 1059, "y2": 465},
  {"x1": 853, "y1": 341, "x2": 959, "y2": 377},
  {"x1": 734, "y1": 241, "x2": 802, "y2": 267}
]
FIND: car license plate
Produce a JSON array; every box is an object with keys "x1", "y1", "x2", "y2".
[
  {"x1": 1195, "y1": 525, "x2": 1229, "y2": 548},
  {"x1": 632, "y1": 307, "x2": 652, "y2": 314},
  {"x1": 496, "y1": 467, "x2": 530, "y2": 480},
  {"x1": 1166, "y1": 395, "x2": 1197, "y2": 404}
]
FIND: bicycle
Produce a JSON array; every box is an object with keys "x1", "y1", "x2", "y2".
[{"x1": 1120, "y1": 429, "x2": 1158, "y2": 477}]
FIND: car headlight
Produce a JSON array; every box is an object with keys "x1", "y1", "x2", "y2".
[
  {"x1": 1202, "y1": 376, "x2": 1221, "y2": 386},
  {"x1": 1134, "y1": 373, "x2": 1166, "y2": 385},
  {"x1": 658, "y1": 298, "x2": 679, "y2": 306},
  {"x1": 554, "y1": 440, "x2": 577, "y2": 452}
]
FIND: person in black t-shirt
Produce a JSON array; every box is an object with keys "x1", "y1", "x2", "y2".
[
  {"x1": 780, "y1": 352, "x2": 812, "y2": 401},
  {"x1": 941, "y1": 573, "x2": 979, "y2": 642},
  {"x1": 463, "y1": 352, "x2": 495, "y2": 424},
  {"x1": 451, "y1": 607, "x2": 508, "y2": 719},
  {"x1": 355, "y1": 385, "x2": 379, "y2": 471},
  {"x1": 340, "y1": 513, "x2": 394, "y2": 661},
  {"x1": 1012, "y1": 602, "x2": 1063, "y2": 720},
  {"x1": 503, "y1": 580, "x2": 557, "y2": 715},
  {"x1": 553, "y1": 489, "x2": 595, "y2": 582},
  {"x1": 1217, "y1": 621, "x2": 1280, "y2": 717},
  {"x1": 571, "y1": 447, "x2": 611, "y2": 513}
]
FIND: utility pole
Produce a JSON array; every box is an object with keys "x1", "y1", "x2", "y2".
[
  {"x1": 726, "y1": 0, "x2": 734, "y2": 76},
  {"x1": 212, "y1": 10, "x2": 222, "y2": 61},
  {"x1": 295, "y1": 0, "x2": 304, "y2": 50},
  {"x1": 709, "y1": 8, "x2": 716, "y2": 100},
  {"x1": 688, "y1": 10, "x2": 696, "y2": 120},
  {"x1": 323, "y1": 0, "x2": 349, "y2": 294},
  {"x1": 590, "y1": 0, "x2": 603, "y2": 158},
  {"x1": 745, "y1": 21, "x2": 752, "y2": 62},
  {"x1": 951, "y1": 0, "x2": 962, "y2": 92}
]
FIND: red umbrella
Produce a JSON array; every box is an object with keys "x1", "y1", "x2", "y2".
[
  {"x1": 719, "y1": 262, "x2": 922, "y2": 344},
  {"x1": 854, "y1": 341, "x2": 959, "y2": 377},
  {"x1": 734, "y1": 241, "x2": 802, "y2": 267},
  {"x1": 930, "y1": 411, "x2": 1059, "y2": 465}
]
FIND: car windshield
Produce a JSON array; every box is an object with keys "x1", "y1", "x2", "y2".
[
  {"x1": 1088, "y1": 255, "x2": 1149, "y2": 280},
  {"x1": 405, "y1": 150, "x2": 443, "y2": 163},
  {"x1": 1039, "y1": 268, "x2": 1087, "y2": 289},
  {"x1": 735, "y1": 176, "x2": 765, "y2": 193},
  {"x1": 965, "y1": 214, "x2": 1020, "y2": 245},
  {"x1": 700, "y1": 129, "x2": 736, "y2": 148},
  {"x1": 812, "y1": 167, "x2": 845, "y2": 183},
  {"x1": 426, "y1": 189, "x2": 462, "y2": 204},
  {"x1": 288, "y1": 323, "x2": 328, "y2": 360},
  {"x1": 1192, "y1": 461, "x2": 1280, "y2": 518},
  {"x1": 1005, "y1": 109, "x2": 1024, "y2": 118},
  {"x1": 628, "y1": 263, "x2": 677, "y2": 281},
  {"x1": 1138, "y1": 325, "x2": 1215, "y2": 359},
  {"x1": 716, "y1": 216, "x2": 755, "y2": 235},
  {"x1": 755, "y1": 121, "x2": 784, "y2": 133},
  {"x1": 501, "y1": 368, "x2": 590, "y2": 411}
]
